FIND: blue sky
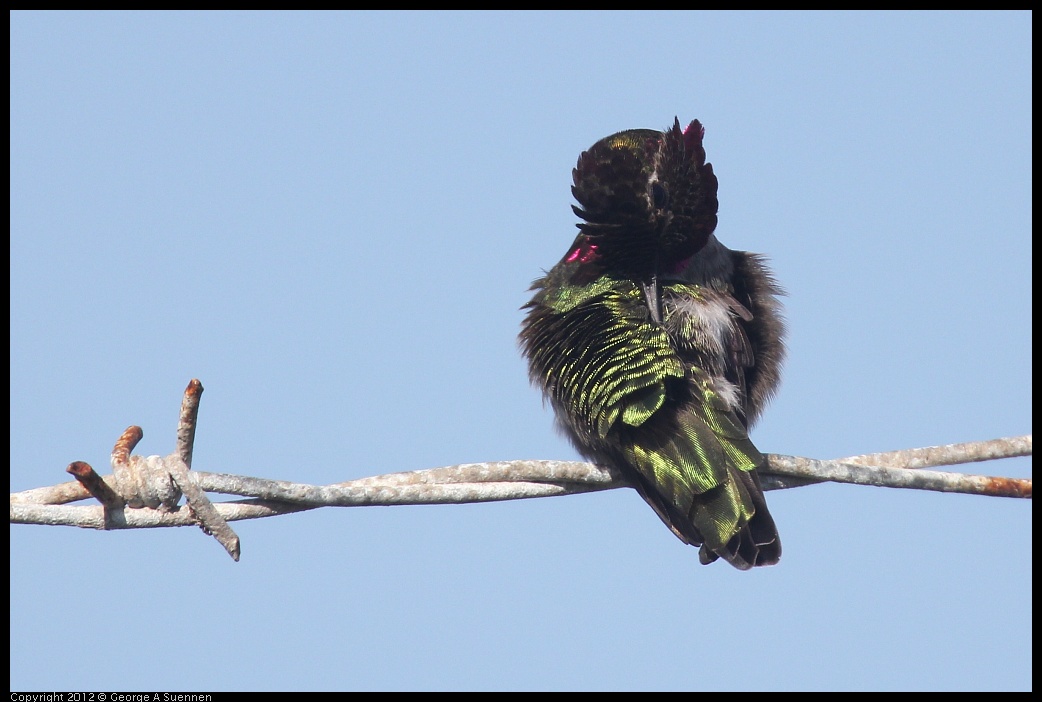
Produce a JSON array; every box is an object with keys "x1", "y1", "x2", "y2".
[{"x1": 10, "y1": 11, "x2": 1031, "y2": 691}]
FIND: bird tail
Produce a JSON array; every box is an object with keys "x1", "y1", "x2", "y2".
[
  {"x1": 694, "y1": 467, "x2": 780, "y2": 569},
  {"x1": 618, "y1": 401, "x2": 781, "y2": 570}
]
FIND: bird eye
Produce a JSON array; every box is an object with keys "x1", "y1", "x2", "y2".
[{"x1": 651, "y1": 182, "x2": 668, "y2": 208}]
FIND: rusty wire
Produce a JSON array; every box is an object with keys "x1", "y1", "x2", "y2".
[{"x1": 8, "y1": 380, "x2": 1032, "y2": 561}]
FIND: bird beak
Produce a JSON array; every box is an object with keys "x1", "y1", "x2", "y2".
[{"x1": 641, "y1": 276, "x2": 662, "y2": 324}]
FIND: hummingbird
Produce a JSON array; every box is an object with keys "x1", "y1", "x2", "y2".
[{"x1": 519, "y1": 118, "x2": 785, "y2": 569}]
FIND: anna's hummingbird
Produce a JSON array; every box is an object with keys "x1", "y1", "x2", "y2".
[{"x1": 519, "y1": 118, "x2": 785, "y2": 569}]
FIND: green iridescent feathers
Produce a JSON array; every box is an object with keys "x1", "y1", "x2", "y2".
[
  {"x1": 520, "y1": 118, "x2": 783, "y2": 569},
  {"x1": 522, "y1": 275, "x2": 775, "y2": 566},
  {"x1": 524, "y1": 275, "x2": 682, "y2": 439}
]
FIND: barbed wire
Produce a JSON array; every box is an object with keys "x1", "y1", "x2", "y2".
[{"x1": 9, "y1": 380, "x2": 1032, "y2": 560}]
